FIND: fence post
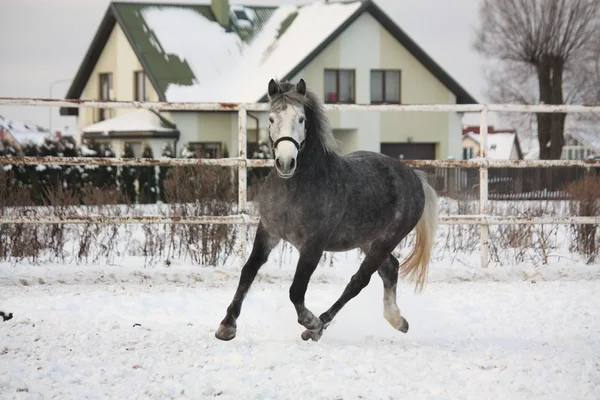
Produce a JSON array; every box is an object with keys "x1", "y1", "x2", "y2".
[
  {"x1": 479, "y1": 106, "x2": 490, "y2": 268},
  {"x1": 237, "y1": 106, "x2": 248, "y2": 268}
]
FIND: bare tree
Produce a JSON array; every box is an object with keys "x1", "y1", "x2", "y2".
[{"x1": 474, "y1": 0, "x2": 599, "y2": 159}]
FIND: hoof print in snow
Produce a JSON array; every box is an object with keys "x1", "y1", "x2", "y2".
[
  {"x1": 133, "y1": 323, "x2": 141, "y2": 327},
  {"x1": 0, "y1": 311, "x2": 13, "y2": 322}
]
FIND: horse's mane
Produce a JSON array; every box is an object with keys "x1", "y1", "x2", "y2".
[{"x1": 268, "y1": 81, "x2": 339, "y2": 154}]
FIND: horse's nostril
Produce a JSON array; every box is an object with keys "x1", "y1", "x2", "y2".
[
  {"x1": 290, "y1": 159, "x2": 296, "y2": 170},
  {"x1": 275, "y1": 158, "x2": 282, "y2": 169}
]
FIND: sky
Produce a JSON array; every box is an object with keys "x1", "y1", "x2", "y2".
[{"x1": 0, "y1": 0, "x2": 496, "y2": 135}]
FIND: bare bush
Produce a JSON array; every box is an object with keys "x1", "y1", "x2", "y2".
[{"x1": 160, "y1": 166, "x2": 238, "y2": 266}]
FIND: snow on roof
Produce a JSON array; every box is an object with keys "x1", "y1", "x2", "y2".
[
  {"x1": 139, "y1": 1, "x2": 362, "y2": 102},
  {"x1": 82, "y1": 109, "x2": 176, "y2": 134},
  {"x1": 464, "y1": 132, "x2": 517, "y2": 159},
  {"x1": 566, "y1": 118, "x2": 600, "y2": 152},
  {"x1": 0, "y1": 115, "x2": 52, "y2": 146}
]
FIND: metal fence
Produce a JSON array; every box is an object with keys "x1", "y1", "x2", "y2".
[{"x1": 1, "y1": 96, "x2": 600, "y2": 269}]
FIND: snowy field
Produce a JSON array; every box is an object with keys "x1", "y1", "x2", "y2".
[{"x1": 1, "y1": 254, "x2": 600, "y2": 399}]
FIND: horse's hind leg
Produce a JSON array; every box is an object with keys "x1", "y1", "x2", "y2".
[
  {"x1": 377, "y1": 255, "x2": 409, "y2": 333},
  {"x1": 302, "y1": 246, "x2": 391, "y2": 342}
]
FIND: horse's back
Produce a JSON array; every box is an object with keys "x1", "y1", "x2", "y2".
[{"x1": 322, "y1": 150, "x2": 425, "y2": 250}]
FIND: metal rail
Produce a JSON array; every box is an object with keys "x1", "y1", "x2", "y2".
[
  {"x1": 1, "y1": 96, "x2": 600, "y2": 269},
  {"x1": 1, "y1": 214, "x2": 597, "y2": 225}
]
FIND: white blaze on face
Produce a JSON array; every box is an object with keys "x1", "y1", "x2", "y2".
[{"x1": 269, "y1": 104, "x2": 306, "y2": 176}]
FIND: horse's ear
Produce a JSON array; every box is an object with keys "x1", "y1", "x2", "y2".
[
  {"x1": 296, "y1": 79, "x2": 307, "y2": 97},
  {"x1": 267, "y1": 79, "x2": 279, "y2": 99}
]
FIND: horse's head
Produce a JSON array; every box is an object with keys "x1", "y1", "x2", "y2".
[{"x1": 266, "y1": 78, "x2": 308, "y2": 179}]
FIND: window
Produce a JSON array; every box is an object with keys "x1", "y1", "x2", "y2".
[
  {"x1": 189, "y1": 142, "x2": 222, "y2": 158},
  {"x1": 463, "y1": 147, "x2": 474, "y2": 160},
  {"x1": 370, "y1": 70, "x2": 401, "y2": 104},
  {"x1": 98, "y1": 72, "x2": 113, "y2": 121},
  {"x1": 324, "y1": 69, "x2": 355, "y2": 103},
  {"x1": 134, "y1": 71, "x2": 150, "y2": 102}
]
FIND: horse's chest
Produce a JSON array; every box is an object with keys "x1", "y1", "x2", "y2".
[{"x1": 258, "y1": 193, "x2": 315, "y2": 245}]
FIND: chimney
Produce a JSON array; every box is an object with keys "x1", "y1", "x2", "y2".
[{"x1": 211, "y1": 0, "x2": 230, "y2": 30}]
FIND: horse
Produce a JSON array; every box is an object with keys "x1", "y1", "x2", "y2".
[{"x1": 215, "y1": 78, "x2": 438, "y2": 342}]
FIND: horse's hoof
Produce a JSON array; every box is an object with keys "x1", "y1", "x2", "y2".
[
  {"x1": 398, "y1": 318, "x2": 409, "y2": 333},
  {"x1": 301, "y1": 327, "x2": 323, "y2": 342},
  {"x1": 215, "y1": 324, "x2": 236, "y2": 341}
]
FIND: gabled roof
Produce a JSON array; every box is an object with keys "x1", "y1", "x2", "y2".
[
  {"x1": 60, "y1": 0, "x2": 477, "y2": 116},
  {"x1": 463, "y1": 132, "x2": 524, "y2": 160},
  {"x1": 566, "y1": 118, "x2": 600, "y2": 152}
]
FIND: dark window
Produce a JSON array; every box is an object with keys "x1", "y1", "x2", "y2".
[
  {"x1": 324, "y1": 69, "x2": 355, "y2": 103},
  {"x1": 463, "y1": 147, "x2": 474, "y2": 160},
  {"x1": 98, "y1": 72, "x2": 113, "y2": 121},
  {"x1": 370, "y1": 70, "x2": 401, "y2": 104}
]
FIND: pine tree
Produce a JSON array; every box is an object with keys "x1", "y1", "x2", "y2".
[
  {"x1": 247, "y1": 138, "x2": 271, "y2": 190},
  {"x1": 81, "y1": 139, "x2": 101, "y2": 189},
  {"x1": 158, "y1": 142, "x2": 174, "y2": 203},
  {"x1": 21, "y1": 141, "x2": 42, "y2": 204},
  {"x1": 138, "y1": 144, "x2": 157, "y2": 204},
  {"x1": 60, "y1": 137, "x2": 82, "y2": 200},
  {"x1": 119, "y1": 143, "x2": 137, "y2": 203},
  {"x1": 1, "y1": 139, "x2": 25, "y2": 192},
  {"x1": 99, "y1": 143, "x2": 117, "y2": 189},
  {"x1": 38, "y1": 137, "x2": 62, "y2": 203}
]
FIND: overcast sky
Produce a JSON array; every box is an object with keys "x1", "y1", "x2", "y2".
[{"x1": 0, "y1": 0, "x2": 494, "y2": 134}]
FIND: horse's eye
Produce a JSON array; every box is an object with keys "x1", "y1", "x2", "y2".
[
  {"x1": 299, "y1": 117, "x2": 305, "y2": 124},
  {"x1": 269, "y1": 117, "x2": 274, "y2": 124}
]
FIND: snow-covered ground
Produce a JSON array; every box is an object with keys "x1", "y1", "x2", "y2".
[{"x1": 1, "y1": 256, "x2": 599, "y2": 399}]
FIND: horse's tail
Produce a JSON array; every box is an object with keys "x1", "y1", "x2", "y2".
[{"x1": 398, "y1": 170, "x2": 438, "y2": 293}]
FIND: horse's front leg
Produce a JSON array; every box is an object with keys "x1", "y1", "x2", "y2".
[
  {"x1": 215, "y1": 223, "x2": 280, "y2": 341},
  {"x1": 289, "y1": 243, "x2": 325, "y2": 340}
]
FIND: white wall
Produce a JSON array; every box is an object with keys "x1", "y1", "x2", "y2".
[{"x1": 338, "y1": 13, "x2": 381, "y2": 153}]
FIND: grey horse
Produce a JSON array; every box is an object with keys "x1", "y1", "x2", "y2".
[{"x1": 215, "y1": 78, "x2": 438, "y2": 342}]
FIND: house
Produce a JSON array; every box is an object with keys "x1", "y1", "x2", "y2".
[
  {"x1": 462, "y1": 125, "x2": 523, "y2": 160},
  {"x1": 59, "y1": 0, "x2": 477, "y2": 160},
  {"x1": 524, "y1": 118, "x2": 600, "y2": 160},
  {"x1": 0, "y1": 115, "x2": 56, "y2": 150}
]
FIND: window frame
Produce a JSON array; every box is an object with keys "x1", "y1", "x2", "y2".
[
  {"x1": 134, "y1": 70, "x2": 149, "y2": 102},
  {"x1": 370, "y1": 69, "x2": 402, "y2": 104},
  {"x1": 98, "y1": 72, "x2": 113, "y2": 122},
  {"x1": 324, "y1": 68, "x2": 356, "y2": 104}
]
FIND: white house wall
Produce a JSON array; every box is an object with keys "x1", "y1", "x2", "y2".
[
  {"x1": 291, "y1": 12, "x2": 460, "y2": 158},
  {"x1": 76, "y1": 24, "x2": 160, "y2": 145}
]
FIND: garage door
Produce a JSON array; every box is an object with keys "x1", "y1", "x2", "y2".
[{"x1": 380, "y1": 143, "x2": 436, "y2": 160}]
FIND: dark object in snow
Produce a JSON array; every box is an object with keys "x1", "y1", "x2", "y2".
[
  {"x1": 1, "y1": 311, "x2": 13, "y2": 321},
  {"x1": 215, "y1": 79, "x2": 438, "y2": 343},
  {"x1": 133, "y1": 323, "x2": 141, "y2": 327}
]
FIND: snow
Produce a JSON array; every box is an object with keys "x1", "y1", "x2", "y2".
[
  {"x1": 82, "y1": 109, "x2": 176, "y2": 134},
  {"x1": 1, "y1": 198, "x2": 599, "y2": 397},
  {"x1": 464, "y1": 132, "x2": 517, "y2": 159},
  {"x1": 1, "y1": 271, "x2": 599, "y2": 398},
  {"x1": 0, "y1": 114, "x2": 52, "y2": 146},
  {"x1": 567, "y1": 118, "x2": 600, "y2": 153},
  {"x1": 139, "y1": 1, "x2": 362, "y2": 102}
]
